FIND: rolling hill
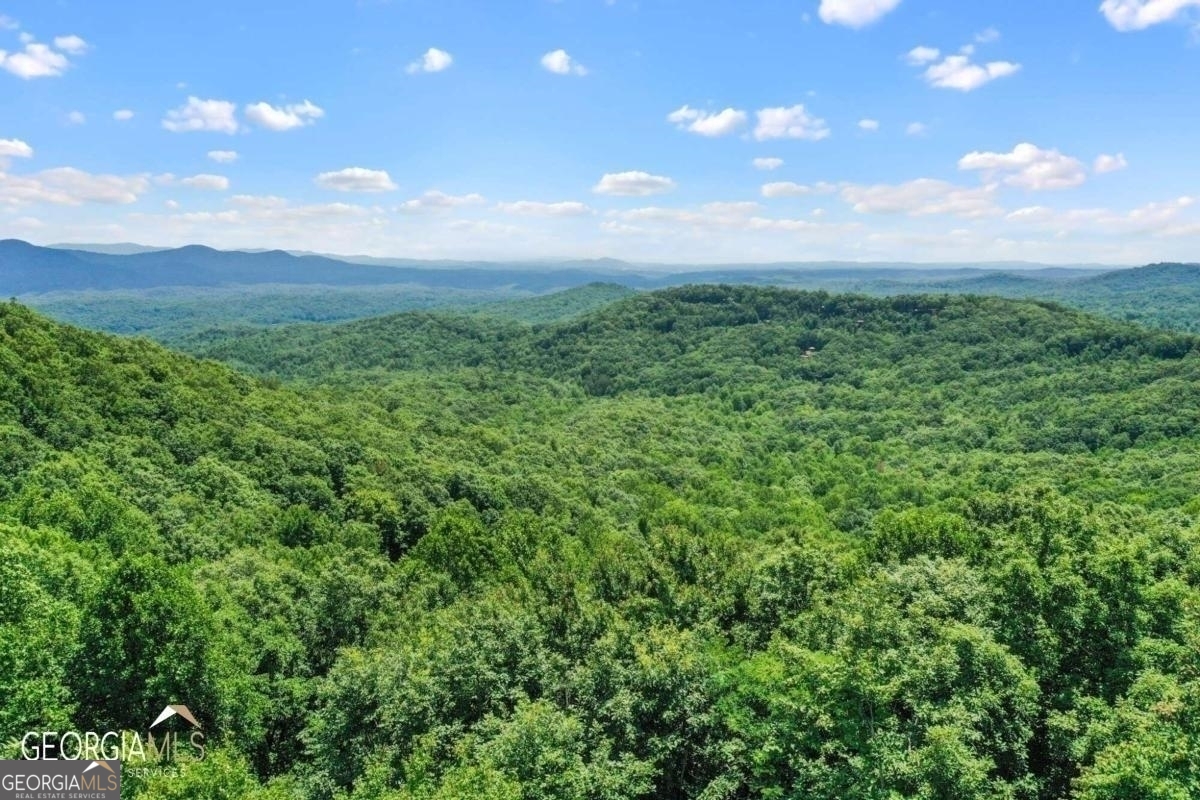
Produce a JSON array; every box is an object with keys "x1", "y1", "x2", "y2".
[
  {"x1": 5, "y1": 288, "x2": 1200, "y2": 797},
  {"x1": 8, "y1": 240, "x2": 1200, "y2": 340}
]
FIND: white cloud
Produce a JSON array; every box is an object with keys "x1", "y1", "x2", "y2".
[
  {"x1": 958, "y1": 143, "x2": 1087, "y2": 190},
  {"x1": 1005, "y1": 196, "x2": 1197, "y2": 236},
  {"x1": 207, "y1": 150, "x2": 239, "y2": 163},
  {"x1": 53, "y1": 35, "x2": 88, "y2": 55},
  {"x1": 593, "y1": 170, "x2": 676, "y2": 196},
  {"x1": 541, "y1": 49, "x2": 588, "y2": 76},
  {"x1": 315, "y1": 167, "x2": 397, "y2": 193},
  {"x1": 605, "y1": 203, "x2": 858, "y2": 240},
  {"x1": 753, "y1": 157, "x2": 784, "y2": 171},
  {"x1": 753, "y1": 105, "x2": 830, "y2": 141},
  {"x1": 113, "y1": 109, "x2": 134, "y2": 121},
  {"x1": 66, "y1": 110, "x2": 85, "y2": 125},
  {"x1": 180, "y1": 174, "x2": 230, "y2": 191},
  {"x1": 905, "y1": 46, "x2": 941, "y2": 65},
  {"x1": 0, "y1": 167, "x2": 149, "y2": 206},
  {"x1": 921, "y1": 54, "x2": 1021, "y2": 91},
  {"x1": 975, "y1": 27, "x2": 1001, "y2": 43},
  {"x1": 609, "y1": 203, "x2": 757, "y2": 226},
  {"x1": 1121, "y1": 195, "x2": 1194, "y2": 229},
  {"x1": 244, "y1": 100, "x2": 324, "y2": 131},
  {"x1": 761, "y1": 181, "x2": 838, "y2": 198},
  {"x1": 818, "y1": 0, "x2": 903, "y2": 28},
  {"x1": 0, "y1": 42, "x2": 71, "y2": 78},
  {"x1": 0, "y1": 138, "x2": 33, "y2": 158},
  {"x1": 162, "y1": 97, "x2": 239, "y2": 134},
  {"x1": 496, "y1": 200, "x2": 591, "y2": 216},
  {"x1": 667, "y1": 105, "x2": 747, "y2": 137},
  {"x1": 858, "y1": 118, "x2": 880, "y2": 131},
  {"x1": 406, "y1": 47, "x2": 453, "y2": 74},
  {"x1": 1094, "y1": 153, "x2": 1129, "y2": 174},
  {"x1": 397, "y1": 190, "x2": 486, "y2": 212},
  {"x1": 0, "y1": 15, "x2": 18, "y2": 30},
  {"x1": 229, "y1": 194, "x2": 289, "y2": 209},
  {"x1": 702, "y1": 201, "x2": 762, "y2": 216},
  {"x1": 1100, "y1": 0, "x2": 1200, "y2": 31},
  {"x1": 600, "y1": 220, "x2": 651, "y2": 236},
  {"x1": 160, "y1": 195, "x2": 379, "y2": 229},
  {"x1": 906, "y1": 121, "x2": 928, "y2": 136},
  {"x1": 165, "y1": 199, "x2": 179, "y2": 210},
  {"x1": 841, "y1": 178, "x2": 1000, "y2": 217}
]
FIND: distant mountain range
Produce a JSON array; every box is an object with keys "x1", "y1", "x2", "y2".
[
  {"x1": 5, "y1": 238, "x2": 1129, "y2": 296},
  {"x1": 4, "y1": 240, "x2": 644, "y2": 295},
  {"x1": 10, "y1": 239, "x2": 1200, "y2": 336}
]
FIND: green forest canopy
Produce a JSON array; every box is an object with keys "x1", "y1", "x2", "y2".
[{"x1": 2, "y1": 285, "x2": 1200, "y2": 799}]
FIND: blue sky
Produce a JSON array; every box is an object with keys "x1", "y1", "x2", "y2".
[{"x1": 0, "y1": 0, "x2": 1198, "y2": 263}]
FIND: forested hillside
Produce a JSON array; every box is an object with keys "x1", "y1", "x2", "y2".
[{"x1": 3, "y1": 287, "x2": 1200, "y2": 799}]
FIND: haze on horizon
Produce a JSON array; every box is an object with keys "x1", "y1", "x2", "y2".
[{"x1": 0, "y1": 0, "x2": 1197, "y2": 264}]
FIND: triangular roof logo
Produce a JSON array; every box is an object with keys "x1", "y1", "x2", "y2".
[
  {"x1": 83, "y1": 761, "x2": 116, "y2": 774},
  {"x1": 150, "y1": 704, "x2": 201, "y2": 729}
]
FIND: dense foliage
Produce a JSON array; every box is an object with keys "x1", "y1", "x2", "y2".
[
  {"x1": 3, "y1": 286, "x2": 1200, "y2": 799},
  {"x1": 22, "y1": 283, "x2": 637, "y2": 345},
  {"x1": 849, "y1": 263, "x2": 1200, "y2": 333}
]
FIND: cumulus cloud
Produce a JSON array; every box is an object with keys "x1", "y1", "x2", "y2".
[
  {"x1": 858, "y1": 118, "x2": 880, "y2": 131},
  {"x1": 1100, "y1": 0, "x2": 1200, "y2": 31},
  {"x1": 818, "y1": 0, "x2": 903, "y2": 28},
  {"x1": 113, "y1": 109, "x2": 134, "y2": 121},
  {"x1": 0, "y1": 41, "x2": 72, "y2": 78},
  {"x1": 921, "y1": 53, "x2": 1020, "y2": 91},
  {"x1": 753, "y1": 105, "x2": 830, "y2": 141},
  {"x1": 53, "y1": 35, "x2": 88, "y2": 54},
  {"x1": 1117, "y1": 196, "x2": 1195, "y2": 230},
  {"x1": 906, "y1": 122, "x2": 928, "y2": 136},
  {"x1": 397, "y1": 190, "x2": 486, "y2": 212},
  {"x1": 975, "y1": 27, "x2": 1002, "y2": 43},
  {"x1": 608, "y1": 203, "x2": 758, "y2": 227},
  {"x1": 1094, "y1": 153, "x2": 1129, "y2": 174},
  {"x1": 753, "y1": 157, "x2": 784, "y2": 171},
  {"x1": 761, "y1": 181, "x2": 838, "y2": 198},
  {"x1": 229, "y1": 194, "x2": 290, "y2": 209},
  {"x1": 958, "y1": 143, "x2": 1088, "y2": 190},
  {"x1": 180, "y1": 174, "x2": 230, "y2": 191},
  {"x1": 0, "y1": 15, "x2": 18, "y2": 30},
  {"x1": 593, "y1": 171, "x2": 676, "y2": 196},
  {"x1": 208, "y1": 150, "x2": 239, "y2": 163},
  {"x1": 905, "y1": 46, "x2": 941, "y2": 65},
  {"x1": 496, "y1": 200, "x2": 591, "y2": 216},
  {"x1": 244, "y1": 100, "x2": 324, "y2": 131},
  {"x1": 0, "y1": 167, "x2": 149, "y2": 206},
  {"x1": 163, "y1": 195, "x2": 379, "y2": 229},
  {"x1": 605, "y1": 203, "x2": 858, "y2": 241},
  {"x1": 162, "y1": 97, "x2": 239, "y2": 134},
  {"x1": 541, "y1": 49, "x2": 588, "y2": 76},
  {"x1": 1006, "y1": 196, "x2": 1196, "y2": 236},
  {"x1": 315, "y1": 167, "x2": 397, "y2": 193},
  {"x1": 0, "y1": 138, "x2": 33, "y2": 158},
  {"x1": 841, "y1": 178, "x2": 1000, "y2": 218},
  {"x1": 406, "y1": 47, "x2": 453, "y2": 74},
  {"x1": 67, "y1": 110, "x2": 85, "y2": 125},
  {"x1": 667, "y1": 105, "x2": 747, "y2": 137}
]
